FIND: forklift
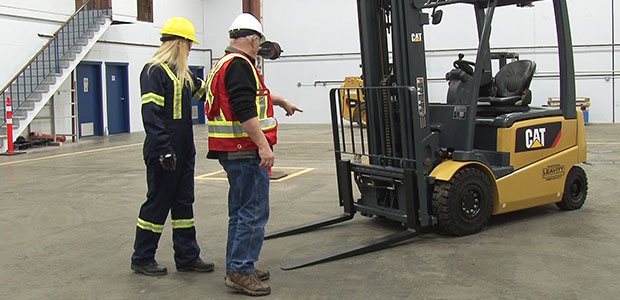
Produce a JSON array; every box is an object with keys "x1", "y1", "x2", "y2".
[{"x1": 267, "y1": 0, "x2": 588, "y2": 270}]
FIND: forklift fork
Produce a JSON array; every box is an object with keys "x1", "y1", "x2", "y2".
[
  {"x1": 281, "y1": 229, "x2": 418, "y2": 270},
  {"x1": 265, "y1": 160, "x2": 356, "y2": 240},
  {"x1": 265, "y1": 161, "x2": 420, "y2": 270},
  {"x1": 264, "y1": 213, "x2": 354, "y2": 240}
]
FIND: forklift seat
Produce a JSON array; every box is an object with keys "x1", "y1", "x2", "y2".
[{"x1": 478, "y1": 60, "x2": 536, "y2": 106}]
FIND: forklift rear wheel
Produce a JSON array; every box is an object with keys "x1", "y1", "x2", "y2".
[
  {"x1": 432, "y1": 167, "x2": 492, "y2": 236},
  {"x1": 556, "y1": 166, "x2": 588, "y2": 210}
]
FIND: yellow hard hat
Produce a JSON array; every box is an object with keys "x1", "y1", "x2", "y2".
[{"x1": 161, "y1": 17, "x2": 199, "y2": 44}]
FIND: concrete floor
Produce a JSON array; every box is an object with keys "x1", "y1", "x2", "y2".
[{"x1": 1, "y1": 124, "x2": 619, "y2": 299}]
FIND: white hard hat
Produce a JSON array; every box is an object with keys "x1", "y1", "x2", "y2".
[{"x1": 228, "y1": 13, "x2": 265, "y2": 41}]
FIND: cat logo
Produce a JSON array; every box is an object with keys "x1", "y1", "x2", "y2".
[
  {"x1": 525, "y1": 128, "x2": 546, "y2": 149},
  {"x1": 411, "y1": 32, "x2": 423, "y2": 43},
  {"x1": 515, "y1": 122, "x2": 562, "y2": 152}
]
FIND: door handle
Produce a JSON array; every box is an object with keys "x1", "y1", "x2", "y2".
[{"x1": 121, "y1": 97, "x2": 125, "y2": 101}]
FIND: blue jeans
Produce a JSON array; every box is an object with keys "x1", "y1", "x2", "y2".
[{"x1": 219, "y1": 158, "x2": 270, "y2": 274}]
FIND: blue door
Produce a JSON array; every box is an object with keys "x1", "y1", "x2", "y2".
[
  {"x1": 77, "y1": 62, "x2": 103, "y2": 137},
  {"x1": 189, "y1": 66, "x2": 205, "y2": 124},
  {"x1": 106, "y1": 63, "x2": 130, "y2": 134}
]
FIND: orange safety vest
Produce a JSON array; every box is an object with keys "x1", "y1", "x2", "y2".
[{"x1": 205, "y1": 52, "x2": 277, "y2": 151}]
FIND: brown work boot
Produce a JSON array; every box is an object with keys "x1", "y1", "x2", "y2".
[
  {"x1": 225, "y1": 272, "x2": 271, "y2": 296},
  {"x1": 255, "y1": 268, "x2": 270, "y2": 281}
]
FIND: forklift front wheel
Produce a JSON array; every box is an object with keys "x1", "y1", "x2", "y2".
[
  {"x1": 556, "y1": 166, "x2": 588, "y2": 211},
  {"x1": 432, "y1": 167, "x2": 492, "y2": 236}
]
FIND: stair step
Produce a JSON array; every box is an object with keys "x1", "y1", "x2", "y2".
[
  {"x1": 1, "y1": 102, "x2": 36, "y2": 112},
  {"x1": 58, "y1": 60, "x2": 70, "y2": 69},
  {"x1": 12, "y1": 113, "x2": 29, "y2": 120},
  {"x1": 61, "y1": 52, "x2": 78, "y2": 61},
  {"x1": 4, "y1": 119, "x2": 21, "y2": 129},
  {"x1": 15, "y1": 82, "x2": 51, "y2": 93},
  {"x1": 27, "y1": 92, "x2": 43, "y2": 101}
]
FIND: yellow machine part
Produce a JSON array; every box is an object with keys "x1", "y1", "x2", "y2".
[
  {"x1": 339, "y1": 76, "x2": 366, "y2": 126},
  {"x1": 431, "y1": 110, "x2": 587, "y2": 215}
]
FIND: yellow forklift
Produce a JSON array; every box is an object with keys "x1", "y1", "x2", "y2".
[
  {"x1": 268, "y1": 0, "x2": 588, "y2": 270},
  {"x1": 340, "y1": 76, "x2": 367, "y2": 126}
]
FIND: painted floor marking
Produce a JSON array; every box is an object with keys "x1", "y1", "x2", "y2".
[
  {"x1": 0, "y1": 143, "x2": 142, "y2": 166},
  {"x1": 195, "y1": 167, "x2": 315, "y2": 183}
]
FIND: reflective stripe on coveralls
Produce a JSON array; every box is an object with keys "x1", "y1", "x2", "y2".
[
  {"x1": 136, "y1": 218, "x2": 196, "y2": 232},
  {"x1": 193, "y1": 78, "x2": 206, "y2": 99},
  {"x1": 137, "y1": 218, "x2": 165, "y2": 233},
  {"x1": 139, "y1": 64, "x2": 184, "y2": 120},
  {"x1": 159, "y1": 63, "x2": 183, "y2": 119},
  {"x1": 171, "y1": 218, "x2": 196, "y2": 229},
  {"x1": 141, "y1": 92, "x2": 165, "y2": 107}
]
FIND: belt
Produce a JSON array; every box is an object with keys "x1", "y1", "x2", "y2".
[{"x1": 221, "y1": 150, "x2": 259, "y2": 160}]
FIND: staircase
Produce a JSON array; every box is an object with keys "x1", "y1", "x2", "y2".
[{"x1": 0, "y1": 1, "x2": 113, "y2": 152}]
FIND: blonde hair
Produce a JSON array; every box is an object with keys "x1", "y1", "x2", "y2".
[{"x1": 148, "y1": 39, "x2": 194, "y2": 90}]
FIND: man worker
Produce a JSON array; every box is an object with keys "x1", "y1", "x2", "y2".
[{"x1": 205, "y1": 13, "x2": 302, "y2": 296}]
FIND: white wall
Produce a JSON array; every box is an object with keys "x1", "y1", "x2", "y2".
[
  {"x1": 262, "y1": 0, "x2": 361, "y2": 124},
  {"x1": 110, "y1": 0, "x2": 137, "y2": 23},
  {"x1": 204, "y1": 0, "x2": 241, "y2": 59}
]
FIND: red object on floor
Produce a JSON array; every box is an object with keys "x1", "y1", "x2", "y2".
[{"x1": 29, "y1": 131, "x2": 67, "y2": 143}]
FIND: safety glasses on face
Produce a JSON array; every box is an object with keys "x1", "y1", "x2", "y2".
[{"x1": 257, "y1": 34, "x2": 266, "y2": 44}]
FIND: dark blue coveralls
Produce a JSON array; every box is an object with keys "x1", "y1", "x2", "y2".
[{"x1": 131, "y1": 63, "x2": 206, "y2": 267}]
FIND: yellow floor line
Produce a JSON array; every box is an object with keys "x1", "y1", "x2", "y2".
[
  {"x1": 271, "y1": 167, "x2": 315, "y2": 183},
  {"x1": 195, "y1": 167, "x2": 315, "y2": 183},
  {"x1": 195, "y1": 170, "x2": 226, "y2": 180},
  {"x1": 0, "y1": 143, "x2": 142, "y2": 166}
]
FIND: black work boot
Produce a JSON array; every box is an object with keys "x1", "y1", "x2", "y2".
[
  {"x1": 177, "y1": 257, "x2": 215, "y2": 272},
  {"x1": 131, "y1": 262, "x2": 168, "y2": 276}
]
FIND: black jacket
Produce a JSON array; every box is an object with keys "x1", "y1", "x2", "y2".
[{"x1": 140, "y1": 63, "x2": 204, "y2": 160}]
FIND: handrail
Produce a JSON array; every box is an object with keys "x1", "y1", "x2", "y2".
[{"x1": 0, "y1": 0, "x2": 110, "y2": 96}]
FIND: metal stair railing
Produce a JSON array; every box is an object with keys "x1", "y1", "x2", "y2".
[{"x1": 0, "y1": 0, "x2": 112, "y2": 128}]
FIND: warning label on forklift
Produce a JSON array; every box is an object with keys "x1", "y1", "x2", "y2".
[
  {"x1": 542, "y1": 164, "x2": 565, "y2": 181},
  {"x1": 515, "y1": 122, "x2": 562, "y2": 152}
]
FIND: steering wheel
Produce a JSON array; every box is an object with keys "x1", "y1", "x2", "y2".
[{"x1": 453, "y1": 53, "x2": 475, "y2": 76}]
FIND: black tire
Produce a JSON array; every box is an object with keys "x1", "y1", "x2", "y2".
[
  {"x1": 352, "y1": 106, "x2": 367, "y2": 128},
  {"x1": 556, "y1": 166, "x2": 588, "y2": 211},
  {"x1": 351, "y1": 106, "x2": 361, "y2": 124},
  {"x1": 432, "y1": 167, "x2": 493, "y2": 236}
]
